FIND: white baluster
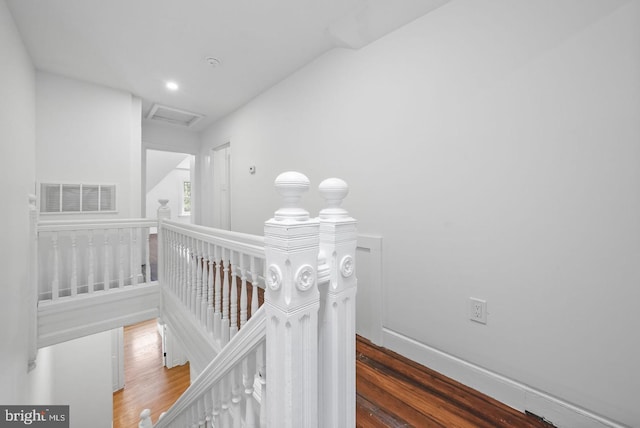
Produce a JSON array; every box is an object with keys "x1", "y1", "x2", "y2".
[
  {"x1": 213, "y1": 245, "x2": 222, "y2": 343},
  {"x1": 239, "y1": 255, "x2": 248, "y2": 330},
  {"x1": 195, "y1": 239, "x2": 202, "y2": 321},
  {"x1": 243, "y1": 352, "x2": 257, "y2": 428},
  {"x1": 222, "y1": 248, "x2": 231, "y2": 345},
  {"x1": 130, "y1": 227, "x2": 138, "y2": 286},
  {"x1": 173, "y1": 231, "x2": 180, "y2": 295},
  {"x1": 118, "y1": 229, "x2": 125, "y2": 288},
  {"x1": 201, "y1": 242, "x2": 209, "y2": 327},
  {"x1": 190, "y1": 404, "x2": 197, "y2": 427},
  {"x1": 181, "y1": 234, "x2": 188, "y2": 305},
  {"x1": 169, "y1": 230, "x2": 175, "y2": 290},
  {"x1": 257, "y1": 341, "x2": 267, "y2": 428},
  {"x1": 231, "y1": 366, "x2": 242, "y2": 428},
  {"x1": 70, "y1": 230, "x2": 78, "y2": 296},
  {"x1": 250, "y1": 257, "x2": 259, "y2": 320},
  {"x1": 230, "y1": 251, "x2": 238, "y2": 338},
  {"x1": 51, "y1": 232, "x2": 59, "y2": 300},
  {"x1": 211, "y1": 382, "x2": 221, "y2": 428},
  {"x1": 103, "y1": 230, "x2": 110, "y2": 291},
  {"x1": 191, "y1": 237, "x2": 197, "y2": 314},
  {"x1": 204, "y1": 389, "x2": 213, "y2": 428},
  {"x1": 220, "y1": 374, "x2": 231, "y2": 427},
  {"x1": 197, "y1": 396, "x2": 206, "y2": 428},
  {"x1": 207, "y1": 244, "x2": 215, "y2": 334},
  {"x1": 144, "y1": 227, "x2": 151, "y2": 283},
  {"x1": 87, "y1": 229, "x2": 95, "y2": 293}
]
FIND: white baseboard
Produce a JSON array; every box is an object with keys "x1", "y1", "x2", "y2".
[{"x1": 382, "y1": 328, "x2": 628, "y2": 428}]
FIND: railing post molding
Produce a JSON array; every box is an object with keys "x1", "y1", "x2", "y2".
[
  {"x1": 264, "y1": 171, "x2": 320, "y2": 428},
  {"x1": 157, "y1": 199, "x2": 171, "y2": 323},
  {"x1": 317, "y1": 177, "x2": 358, "y2": 428}
]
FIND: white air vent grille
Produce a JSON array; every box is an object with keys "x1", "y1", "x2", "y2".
[{"x1": 147, "y1": 104, "x2": 204, "y2": 127}]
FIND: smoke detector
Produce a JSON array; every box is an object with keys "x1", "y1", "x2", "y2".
[{"x1": 204, "y1": 56, "x2": 222, "y2": 68}]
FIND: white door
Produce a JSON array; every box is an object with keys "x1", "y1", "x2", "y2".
[{"x1": 211, "y1": 144, "x2": 231, "y2": 230}]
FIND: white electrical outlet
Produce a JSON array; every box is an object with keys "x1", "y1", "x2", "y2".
[{"x1": 470, "y1": 298, "x2": 487, "y2": 324}]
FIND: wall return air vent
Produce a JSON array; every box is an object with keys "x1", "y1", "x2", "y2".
[{"x1": 146, "y1": 104, "x2": 204, "y2": 128}]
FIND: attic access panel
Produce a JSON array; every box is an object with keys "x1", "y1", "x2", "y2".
[{"x1": 146, "y1": 104, "x2": 204, "y2": 128}]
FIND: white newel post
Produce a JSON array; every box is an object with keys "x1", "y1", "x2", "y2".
[
  {"x1": 317, "y1": 178, "x2": 358, "y2": 427},
  {"x1": 28, "y1": 194, "x2": 38, "y2": 371},
  {"x1": 264, "y1": 172, "x2": 320, "y2": 428}
]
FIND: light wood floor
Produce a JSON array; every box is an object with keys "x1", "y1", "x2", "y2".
[
  {"x1": 113, "y1": 324, "x2": 551, "y2": 427},
  {"x1": 113, "y1": 319, "x2": 190, "y2": 428}
]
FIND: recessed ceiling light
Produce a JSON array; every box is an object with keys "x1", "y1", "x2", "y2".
[{"x1": 165, "y1": 81, "x2": 179, "y2": 91}]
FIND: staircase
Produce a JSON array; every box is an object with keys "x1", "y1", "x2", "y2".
[{"x1": 31, "y1": 171, "x2": 358, "y2": 428}]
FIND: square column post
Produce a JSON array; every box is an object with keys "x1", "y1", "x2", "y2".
[
  {"x1": 264, "y1": 172, "x2": 320, "y2": 428},
  {"x1": 317, "y1": 178, "x2": 358, "y2": 428}
]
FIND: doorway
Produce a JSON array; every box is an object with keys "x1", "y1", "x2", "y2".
[
  {"x1": 144, "y1": 149, "x2": 195, "y2": 224},
  {"x1": 211, "y1": 144, "x2": 230, "y2": 230}
]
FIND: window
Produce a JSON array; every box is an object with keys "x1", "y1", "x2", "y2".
[
  {"x1": 40, "y1": 183, "x2": 116, "y2": 213},
  {"x1": 182, "y1": 181, "x2": 191, "y2": 215}
]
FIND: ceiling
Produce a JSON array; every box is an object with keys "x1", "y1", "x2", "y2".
[{"x1": 7, "y1": 0, "x2": 449, "y2": 131}]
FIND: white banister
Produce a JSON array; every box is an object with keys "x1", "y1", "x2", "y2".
[
  {"x1": 153, "y1": 307, "x2": 267, "y2": 428},
  {"x1": 37, "y1": 219, "x2": 157, "y2": 301},
  {"x1": 317, "y1": 178, "x2": 358, "y2": 427},
  {"x1": 264, "y1": 171, "x2": 321, "y2": 428}
]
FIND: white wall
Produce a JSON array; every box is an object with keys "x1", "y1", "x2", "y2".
[
  {"x1": 36, "y1": 72, "x2": 142, "y2": 219},
  {"x1": 0, "y1": 0, "x2": 36, "y2": 404},
  {"x1": 199, "y1": 1, "x2": 640, "y2": 426},
  {"x1": 142, "y1": 121, "x2": 200, "y2": 155},
  {"x1": 45, "y1": 331, "x2": 113, "y2": 428}
]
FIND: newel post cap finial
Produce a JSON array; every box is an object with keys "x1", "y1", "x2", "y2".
[
  {"x1": 274, "y1": 171, "x2": 310, "y2": 221},
  {"x1": 138, "y1": 409, "x2": 152, "y2": 428},
  {"x1": 319, "y1": 177, "x2": 349, "y2": 219},
  {"x1": 157, "y1": 199, "x2": 171, "y2": 221}
]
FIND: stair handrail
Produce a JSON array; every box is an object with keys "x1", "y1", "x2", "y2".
[{"x1": 152, "y1": 306, "x2": 267, "y2": 427}]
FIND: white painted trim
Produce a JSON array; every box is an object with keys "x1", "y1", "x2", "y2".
[
  {"x1": 111, "y1": 327, "x2": 125, "y2": 392},
  {"x1": 38, "y1": 283, "x2": 160, "y2": 348},
  {"x1": 355, "y1": 234, "x2": 383, "y2": 345},
  {"x1": 161, "y1": 288, "x2": 217, "y2": 375},
  {"x1": 382, "y1": 328, "x2": 628, "y2": 428}
]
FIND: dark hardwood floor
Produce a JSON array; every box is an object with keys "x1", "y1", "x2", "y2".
[
  {"x1": 356, "y1": 336, "x2": 553, "y2": 427},
  {"x1": 113, "y1": 322, "x2": 551, "y2": 427}
]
